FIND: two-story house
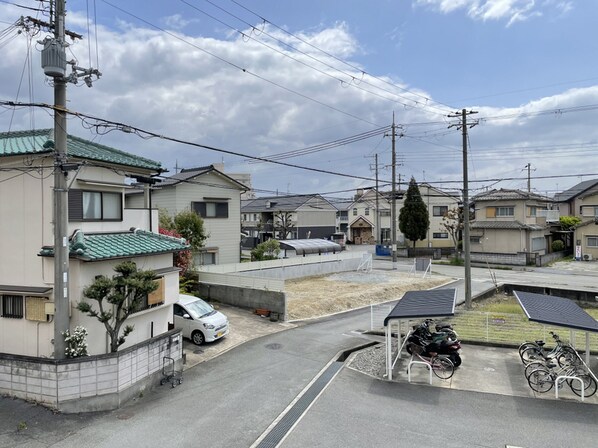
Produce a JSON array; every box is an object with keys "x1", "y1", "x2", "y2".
[
  {"x1": 470, "y1": 188, "x2": 553, "y2": 256},
  {"x1": 126, "y1": 165, "x2": 248, "y2": 265},
  {"x1": 0, "y1": 129, "x2": 188, "y2": 357},
  {"x1": 554, "y1": 179, "x2": 598, "y2": 260},
  {"x1": 347, "y1": 183, "x2": 461, "y2": 248},
  {"x1": 241, "y1": 194, "x2": 337, "y2": 243}
]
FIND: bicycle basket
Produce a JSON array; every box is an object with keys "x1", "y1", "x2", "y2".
[{"x1": 407, "y1": 343, "x2": 423, "y2": 355}]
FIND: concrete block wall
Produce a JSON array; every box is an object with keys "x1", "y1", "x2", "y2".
[
  {"x1": 470, "y1": 252, "x2": 527, "y2": 266},
  {"x1": 0, "y1": 330, "x2": 182, "y2": 413}
]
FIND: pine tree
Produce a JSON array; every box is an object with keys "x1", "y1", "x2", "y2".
[{"x1": 398, "y1": 177, "x2": 430, "y2": 248}]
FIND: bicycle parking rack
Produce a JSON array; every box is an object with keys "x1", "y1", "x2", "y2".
[
  {"x1": 407, "y1": 358, "x2": 432, "y2": 385},
  {"x1": 555, "y1": 375, "x2": 584, "y2": 402}
]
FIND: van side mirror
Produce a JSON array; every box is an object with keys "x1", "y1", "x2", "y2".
[{"x1": 183, "y1": 313, "x2": 191, "y2": 319}]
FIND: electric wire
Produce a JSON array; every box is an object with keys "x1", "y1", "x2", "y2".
[
  {"x1": 227, "y1": 0, "x2": 456, "y2": 113},
  {"x1": 186, "y1": 0, "x2": 450, "y2": 116},
  {"x1": 100, "y1": 0, "x2": 383, "y2": 127}
]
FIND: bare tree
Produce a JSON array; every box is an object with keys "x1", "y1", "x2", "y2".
[
  {"x1": 274, "y1": 211, "x2": 295, "y2": 240},
  {"x1": 440, "y1": 207, "x2": 463, "y2": 255}
]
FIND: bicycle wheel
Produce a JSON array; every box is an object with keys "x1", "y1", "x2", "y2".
[
  {"x1": 520, "y1": 347, "x2": 544, "y2": 365},
  {"x1": 431, "y1": 356, "x2": 454, "y2": 380},
  {"x1": 556, "y1": 347, "x2": 578, "y2": 368},
  {"x1": 524, "y1": 361, "x2": 547, "y2": 379},
  {"x1": 569, "y1": 374, "x2": 598, "y2": 398},
  {"x1": 527, "y1": 368, "x2": 554, "y2": 393},
  {"x1": 518, "y1": 342, "x2": 538, "y2": 357}
]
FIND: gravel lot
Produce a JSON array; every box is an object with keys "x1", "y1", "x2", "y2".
[{"x1": 285, "y1": 270, "x2": 450, "y2": 320}]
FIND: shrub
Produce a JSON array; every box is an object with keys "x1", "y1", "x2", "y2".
[{"x1": 551, "y1": 240, "x2": 565, "y2": 252}]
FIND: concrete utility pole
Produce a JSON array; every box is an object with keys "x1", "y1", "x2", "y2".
[
  {"x1": 369, "y1": 153, "x2": 381, "y2": 244},
  {"x1": 449, "y1": 109, "x2": 477, "y2": 309},
  {"x1": 52, "y1": 0, "x2": 69, "y2": 360},
  {"x1": 524, "y1": 163, "x2": 534, "y2": 192},
  {"x1": 391, "y1": 115, "x2": 398, "y2": 268}
]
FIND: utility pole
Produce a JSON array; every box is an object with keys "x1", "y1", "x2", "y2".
[
  {"x1": 38, "y1": 0, "x2": 100, "y2": 358},
  {"x1": 389, "y1": 115, "x2": 399, "y2": 269},
  {"x1": 52, "y1": 0, "x2": 69, "y2": 360},
  {"x1": 369, "y1": 153, "x2": 381, "y2": 244},
  {"x1": 524, "y1": 163, "x2": 535, "y2": 192},
  {"x1": 449, "y1": 109, "x2": 477, "y2": 309}
]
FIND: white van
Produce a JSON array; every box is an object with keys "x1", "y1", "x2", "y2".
[{"x1": 173, "y1": 294, "x2": 229, "y2": 345}]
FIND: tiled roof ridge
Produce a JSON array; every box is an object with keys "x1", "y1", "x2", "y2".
[{"x1": 131, "y1": 227, "x2": 187, "y2": 244}]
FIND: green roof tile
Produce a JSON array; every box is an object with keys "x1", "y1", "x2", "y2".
[
  {"x1": 39, "y1": 229, "x2": 189, "y2": 261},
  {"x1": 0, "y1": 129, "x2": 162, "y2": 171}
]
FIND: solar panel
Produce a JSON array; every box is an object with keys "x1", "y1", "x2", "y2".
[
  {"x1": 514, "y1": 290, "x2": 598, "y2": 333},
  {"x1": 383, "y1": 288, "x2": 456, "y2": 325}
]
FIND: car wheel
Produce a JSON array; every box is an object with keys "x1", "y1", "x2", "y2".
[{"x1": 191, "y1": 330, "x2": 205, "y2": 346}]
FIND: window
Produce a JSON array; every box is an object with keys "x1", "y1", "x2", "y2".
[
  {"x1": 433, "y1": 232, "x2": 449, "y2": 239},
  {"x1": 1, "y1": 295, "x2": 23, "y2": 318},
  {"x1": 353, "y1": 208, "x2": 357, "y2": 216},
  {"x1": 581, "y1": 206, "x2": 598, "y2": 217},
  {"x1": 470, "y1": 236, "x2": 481, "y2": 244},
  {"x1": 69, "y1": 190, "x2": 122, "y2": 221},
  {"x1": 365, "y1": 207, "x2": 370, "y2": 216},
  {"x1": 528, "y1": 206, "x2": 537, "y2": 217},
  {"x1": 133, "y1": 278, "x2": 165, "y2": 314},
  {"x1": 192, "y1": 201, "x2": 228, "y2": 218},
  {"x1": 253, "y1": 214, "x2": 257, "y2": 221},
  {"x1": 433, "y1": 206, "x2": 448, "y2": 217},
  {"x1": 587, "y1": 236, "x2": 598, "y2": 247},
  {"x1": 496, "y1": 207, "x2": 514, "y2": 217},
  {"x1": 381, "y1": 228, "x2": 390, "y2": 242},
  {"x1": 196, "y1": 252, "x2": 216, "y2": 265},
  {"x1": 531, "y1": 237, "x2": 546, "y2": 251},
  {"x1": 380, "y1": 210, "x2": 391, "y2": 217}
]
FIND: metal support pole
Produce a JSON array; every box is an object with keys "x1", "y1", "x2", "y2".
[
  {"x1": 52, "y1": 0, "x2": 69, "y2": 359},
  {"x1": 391, "y1": 117, "x2": 397, "y2": 269},
  {"x1": 461, "y1": 109, "x2": 472, "y2": 309}
]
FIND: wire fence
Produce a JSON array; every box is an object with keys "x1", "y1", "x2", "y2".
[{"x1": 370, "y1": 305, "x2": 598, "y2": 352}]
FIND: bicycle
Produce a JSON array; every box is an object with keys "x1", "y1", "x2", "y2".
[
  {"x1": 518, "y1": 331, "x2": 559, "y2": 358},
  {"x1": 407, "y1": 343, "x2": 455, "y2": 380},
  {"x1": 520, "y1": 337, "x2": 577, "y2": 367},
  {"x1": 527, "y1": 363, "x2": 597, "y2": 397}
]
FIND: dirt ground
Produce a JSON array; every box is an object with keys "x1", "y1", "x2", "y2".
[{"x1": 285, "y1": 270, "x2": 450, "y2": 320}]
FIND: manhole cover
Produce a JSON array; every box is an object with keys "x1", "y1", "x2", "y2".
[
  {"x1": 483, "y1": 367, "x2": 496, "y2": 372},
  {"x1": 265, "y1": 343, "x2": 282, "y2": 350},
  {"x1": 117, "y1": 413, "x2": 133, "y2": 420},
  {"x1": 193, "y1": 349, "x2": 204, "y2": 354}
]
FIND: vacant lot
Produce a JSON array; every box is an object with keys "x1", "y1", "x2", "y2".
[{"x1": 285, "y1": 270, "x2": 450, "y2": 320}]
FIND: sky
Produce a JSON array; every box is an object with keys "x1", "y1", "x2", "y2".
[{"x1": 1, "y1": 0, "x2": 597, "y2": 203}]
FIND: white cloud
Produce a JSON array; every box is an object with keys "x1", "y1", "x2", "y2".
[
  {"x1": 414, "y1": 0, "x2": 571, "y2": 26},
  {"x1": 0, "y1": 5, "x2": 596, "y2": 198}
]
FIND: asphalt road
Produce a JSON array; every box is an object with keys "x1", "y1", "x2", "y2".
[{"x1": 2, "y1": 261, "x2": 598, "y2": 447}]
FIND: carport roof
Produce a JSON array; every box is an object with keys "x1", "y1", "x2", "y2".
[
  {"x1": 279, "y1": 239, "x2": 342, "y2": 255},
  {"x1": 384, "y1": 288, "x2": 456, "y2": 325},
  {"x1": 514, "y1": 290, "x2": 598, "y2": 333}
]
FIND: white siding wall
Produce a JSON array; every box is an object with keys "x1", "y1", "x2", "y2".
[{"x1": 149, "y1": 172, "x2": 242, "y2": 264}]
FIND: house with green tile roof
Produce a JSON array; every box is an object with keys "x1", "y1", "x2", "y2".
[
  {"x1": 126, "y1": 165, "x2": 248, "y2": 265},
  {"x1": 0, "y1": 129, "x2": 189, "y2": 358}
]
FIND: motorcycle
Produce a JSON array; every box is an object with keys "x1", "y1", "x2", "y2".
[{"x1": 406, "y1": 320, "x2": 462, "y2": 367}]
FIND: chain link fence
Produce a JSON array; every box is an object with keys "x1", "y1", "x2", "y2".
[{"x1": 370, "y1": 305, "x2": 598, "y2": 352}]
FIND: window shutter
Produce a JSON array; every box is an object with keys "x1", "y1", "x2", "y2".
[
  {"x1": 25, "y1": 297, "x2": 47, "y2": 322},
  {"x1": 147, "y1": 278, "x2": 165, "y2": 305},
  {"x1": 486, "y1": 207, "x2": 496, "y2": 218},
  {"x1": 69, "y1": 189, "x2": 83, "y2": 221},
  {"x1": 216, "y1": 202, "x2": 228, "y2": 218}
]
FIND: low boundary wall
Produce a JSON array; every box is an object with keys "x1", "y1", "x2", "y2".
[
  {"x1": 0, "y1": 330, "x2": 182, "y2": 413},
  {"x1": 194, "y1": 253, "x2": 368, "y2": 318},
  {"x1": 470, "y1": 252, "x2": 528, "y2": 266}
]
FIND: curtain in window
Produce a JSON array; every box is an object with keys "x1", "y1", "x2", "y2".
[
  {"x1": 83, "y1": 192, "x2": 101, "y2": 219},
  {"x1": 103, "y1": 193, "x2": 121, "y2": 219}
]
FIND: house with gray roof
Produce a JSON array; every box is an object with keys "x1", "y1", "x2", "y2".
[
  {"x1": 0, "y1": 129, "x2": 188, "y2": 358},
  {"x1": 241, "y1": 194, "x2": 337, "y2": 245},
  {"x1": 126, "y1": 165, "x2": 248, "y2": 265},
  {"x1": 554, "y1": 179, "x2": 598, "y2": 260},
  {"x1": 470, "y1": 188, "x2": 554, "y2": 259}
]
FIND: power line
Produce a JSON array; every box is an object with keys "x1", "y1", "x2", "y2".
[
  {"x1": 184, "y1": 0, "x2": 450, "y2": 116},
  {"x1": 227, "y1": 0, "x2": 456, "y2": 113},
  {"x1": 100, "y1": 0, "x2": 383, "y2": 128}
]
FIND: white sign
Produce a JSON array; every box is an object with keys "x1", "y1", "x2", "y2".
[{"x1": 575, "y1": 245, "x2": 582, "y2": 260}]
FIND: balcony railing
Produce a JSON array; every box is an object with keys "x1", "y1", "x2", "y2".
[{"x1": 537, "y1": 209, "x2": 560, "y2": 223}]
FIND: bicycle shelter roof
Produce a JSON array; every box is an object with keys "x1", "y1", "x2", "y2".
[
  {"x1": 383, "y1": 288, "x2": 457, "y2": 326},
  {"x1": 278, "y1": 239, "x2": 342, "y2": 255},
  {"x1": 514, "y1": 290, "x2": 598, "y2": 333}
]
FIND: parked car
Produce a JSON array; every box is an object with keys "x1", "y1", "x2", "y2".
[{"x1": 173, "y1": 294, "x2": 229, "y2": 345}]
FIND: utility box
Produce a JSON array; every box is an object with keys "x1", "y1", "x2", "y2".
[{"x1": 41, "y1": 39, "x2": 66, "y2": 77}]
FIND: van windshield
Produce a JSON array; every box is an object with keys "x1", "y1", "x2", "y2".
[{"x1": 186, "y1": 299, "x2": 215, "y2": 319}]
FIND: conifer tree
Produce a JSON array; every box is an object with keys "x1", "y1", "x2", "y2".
[{"x1": 398, "y1": 177, "x2": 430, "y2": 248}]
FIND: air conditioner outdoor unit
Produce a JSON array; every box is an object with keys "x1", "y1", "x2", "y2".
[{"x1": 583, "y1": 254, "x2": 593, "y2": 261}]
